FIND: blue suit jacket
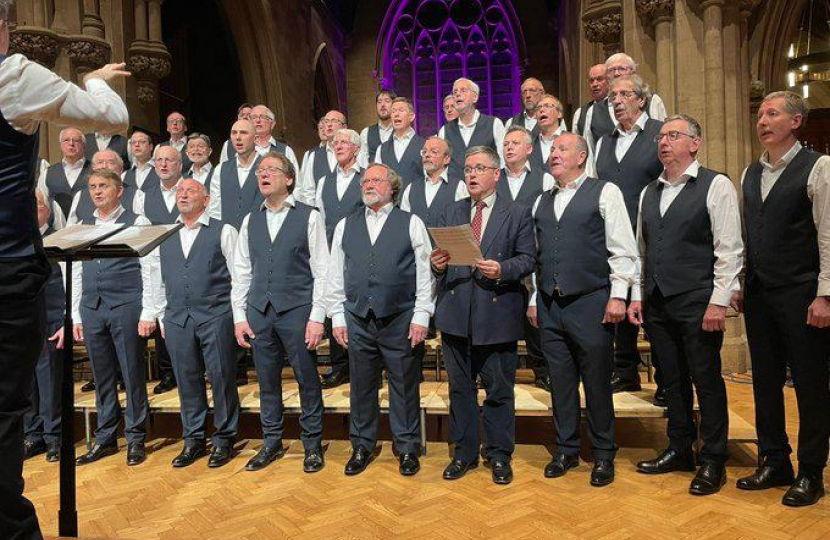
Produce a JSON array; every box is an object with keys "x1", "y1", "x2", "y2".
[{"x1": 433, "y1": 195, "x2": 536, "y2": 345}]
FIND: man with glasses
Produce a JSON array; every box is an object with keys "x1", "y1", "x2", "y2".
[
  {"x1": 151, "y1": 178, "x2": 240, "y2": 468},
  {"x1": 232, "y1": 152, "x2": 327, "y2": 473},
  {"x1": 327, "y1": 163, "x2": 434, "y2": 476},
  {"x1": 628, "y1": 115, "x2": 740, "y2": 495},
  {"x1": 84, "y1": 130, "x2": 129, "y2": 169},
  {"x1": 67, "y1": 149, "x2": 131, "y2": 223},
  {"x1": 184, "y1": 133, "x2": 214, "y2": 188},
  {"x1": 154, "y1": 111, "x2": 191, "y2": 171},
  {"x1": 529, "y1": 94, "x2": 567, "y2": 174},
  {"x1": 207, "y1": 119, "x2": 263, "y2": 230},
  {"x1": 439, "y1": 78, "x2": 506, "y2": 180},
  {"x1": 604, "y1": 53, "x2": 667, "y2": 123},
  {"x1": 41, "y1": 127, "x2": 93, "y2": 218},
  {"x1": 373, "y1": 97, "x2": 426, "y2": 194},
  {"x1": 360, "y1": 90, "x2": 396, "y2": 168},
  {"x1": 124, "y1": 130, "x2": 159, "y2": 192},
  {"x1": 220, "y1": 104, "x2": 299, "y2": 173},
  {"x1": 314, "y1": 128, "x2": 365, "y2": 388},
  {"x1": 505, "y1": 77, "x2": 546, "y2": 138},
  {"x1": 298, "y1": 110, "x2": 348, "y2": 205},
  {"x1": 595, "y1": 75, "x2": 665, "y2": 401},
  {"x1": 430, "y1": 146, "x2": 535, "y2": 485},
  {"x1": 400, "y1": 137, "x2": 468, "y2": 226},
  {"x1": 572, "y1": 64, "x2": 613, "y2": 152}
]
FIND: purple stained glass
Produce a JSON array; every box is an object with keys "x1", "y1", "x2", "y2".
[{"x1": 380, "y1": 0, "x2": 523, "y2": 134}]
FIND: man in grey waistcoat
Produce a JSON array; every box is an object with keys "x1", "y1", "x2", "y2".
[
  {"x1": 360, "y1": 90, "x2": 396, "y2": 167},
  {"x1": 373, "y1": 97, "x2": 425, "y2": 195},
  {"x1": 297, "y1": 110, "x2": 347, "y2": 205},
  {"x1": 41, "y1": 126, "x2": 92, "y2": 218},
  {"x1": 71, "y1": 170, "x2": 157, "y2": 467},
  {"x1": 207, "y1": 119, "x2": 263, "y2": 231},
  {"x1": 505, "y1": 77, "x2": 544, "y2": 138},
  {"x1": 153, "y1": 178, "x2": 240, "y2": 468},
  {"x1": 327, "y1": 163, "x2": 435, "y2": 477},
  {"x1": 233, "y1": 151, "x2": 327, "y2": 474}
]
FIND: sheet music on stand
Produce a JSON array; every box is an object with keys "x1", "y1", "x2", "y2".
[
  {"x1": 427, "y1": 224, "x2": 483, "y2": 266},
  {"x1": 44, "y1": 223, "x2": 182, "y2": 259}
]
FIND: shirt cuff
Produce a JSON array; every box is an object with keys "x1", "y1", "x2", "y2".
[
  {"x1": 233, "y1": 308, "x2": 248, "y2": 325},
  {"x1": 411, "y1": 310, "x2": 430, "y2": 328},
  {"x1": 630, "y1": 285, "x2": 642, "y2": 302},
  {"x1": 528, "y1": 292, "x2": 537, "y2": 308},
  {"x1": 332, "y1": 312, "x2": 346, "y2": 328},
  {"x1": 84, "y1": 78, "x2": 110, "y2": 94},
  {"x1": 139, "y1": 308, "x2": 156, "y2": 322},
  {"x1": 818, "y1": 279, "x2": 830, "y2": 297},
  {"x1": 72, "y1": 310, "x2": 82, "y2": 324},
  {"x1": 709, "y1": 287, "x2": 734, "y2": 307},
  {"x1": 310, "y1": 306, "x2": 326, "y2": 324},
  {"x1": 610, "y1": 280, "x2": 630, "y2": 300}
]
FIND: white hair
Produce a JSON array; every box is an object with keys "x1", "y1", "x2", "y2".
[
  {"x1": 58, "y1": 127, "x2": 85, "y2": 144},
  {"x1": 606, "y1": 53, "x2": 637, "y2": 72},
  {"x1": 335, "y1": 128, "x2": 361, "y2": 147},
  {"x1": 454, "y1": 77, "x2": 480, "y2": 96},
  {"x1": 254, "y1": 104, "x2": 276, "y2": 121}
]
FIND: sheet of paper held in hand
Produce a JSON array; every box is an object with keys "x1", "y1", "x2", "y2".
[{"x1": 428, "y1": 224, "x2": 483, "y2": 266}]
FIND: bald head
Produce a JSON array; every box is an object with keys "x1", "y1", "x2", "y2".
[
  {"x1": 175, "y1": 178, "x2": 209, "y2": 218},
  {"x1": 155, "y1": 145, "x2": 183, "y2": 186},
  {"x1": 230, "y1": 119, "x2": 256, "y2": 158},
  {"x1": 587, "y1": 64, "x2": 609, "y2": 101}
]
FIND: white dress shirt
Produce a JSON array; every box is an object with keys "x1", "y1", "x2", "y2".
[
  {"x1": 594, "y1": 111, "x2": 650, "y2": 164},
  {"x1": 152, "y1": 138, "x2": 185, "y2": 159},
  {"x1": 400, "y1": 169, "x2": 469, "y2": 211},
  {"x1": 231, "y1": 195, "x2": 330, "y2": 324},
  {"x1": 298, "y1": 143, "x2": 337, "y2": 206},
  {"x1": 133, "y1": 178, "x2": 180, "y2": 218},
  {"x1": 740, "y1": 141, "x2": 830, "y2": 296},
  {"x1": 69, "y1": 205, "x2": 157, "y2": 323},
  {"x1": 187, "y1": 162, "x2": 213, "y2": 186},
  {"x1": 127, "y1": 161, "x2": 156, "y2": 190},
  {"x1": 0, "y1": 53, "x2": 128, "y2": 136},
  {"x1": 469, "y1": 190, "x2": 499, "y2": 237},
  {"x1": 537, "y1": 125, "x2": 567, "y2": 166},
  {"x1": 530, "y1": 173, "x2": 638, "y2": 305},
  {"x1": 504, "y1": 162, "x2": 556, "y2": 200},
  {"x1": 326, "y1": 203, "x2": 436, "y2": 328},
  {"x1": 631, "y1": 161, "x2": 743, "y2": 306},
  {"x1": 438, "y1": 110, "x2": 506, "y2": 165},
  {"x1": 505, "y1": 111, "x2": 538, "y2": 133},
  {"x1": 95, "y1": 133, "x2": 113, "y2": 151},
  {"x1": 314, "y1": 163, "x2": 362, "y2": 226},
  {"x1": 219, "y1": 137, "x2": 300, "y2": 172},
  {"x1": 39, "y1": 158, "x2": 86, "y2": 201},
  {"x1": 207, "y1": 155, "x2": 258, "y2": 222},
  {"x1": 374, "y1": 128, "x2": 416, "y2": 163},
  {"x1": 151, "y1": 211, "x2": 238, "y2": 326},
  {"x1": 360, "y1": 122, "x2": 394, "y2": 165}
]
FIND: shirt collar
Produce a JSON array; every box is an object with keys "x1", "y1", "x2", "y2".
[
  {"x1": 378, "y1": 122, "x2": 394, "y2": 133},
  {"x1": 472, "y1": 190, "x2": 497, "y2": 209},
  {"x1": 459, "y1": 110, "x2": 481, "y2": 129},
  {"x1": 554, "y1": 172, "x2": 588, "y2": 191},
  {"x1": 236, "y1": 154, "x2": 257, "y2": 169},
  {"x1": 96, "y1": 133, "x2": 111, "y2": 141},
  {"x1": 255, "y1": 136, "x2": 277, "y2": 149},
  {"x1": 190, "y1": 162, "x2": 212, "y2": 175},
  {"x1": 63, "y1": 157, "x2": 85, "y2": 169},
  {"x1": 94, "y1": 204, "x2": 125, "y2": 221},
  {"x1": 659, "y1": 160, "x2": 700, "y2": 187},
  {"x1": 160, "y1": 178, "x2": 181, "y2": 192},
  {"x1": 425, "y1": 168, "x2": 450, "y2": 184},
  {"x1": 760, "y1": 141, "x2": 802, "y2": 172},
  {"x1": 260, "y1": 194, "x2": 296, "y2": 213},
  {"x1": 134, "y1": 160, "x2": 154, "y2": 172},
  {"x1": 615, "y1": 112, "x2": 649, "y2": 135},
  {"x1": 337, "y1": 162, "x2": 361, "y2": 176},
  {"x1": 506, "y1": 161, "x2": 532, "y2": 178},
  {"x1": 40, "y1": 224, "x2": 49, "y2": 235},
  {"x1": 539, "y1": 124, "x2": 565, "y2": 143},
  {"x1": 393, "y1": 128, "x2": 415, "y2": 142},
  {"x1": 176, "y1": 211, "x2": 211, "y2": 229},
  {"x1": 366, "y1": 202, "x2": 394, "y2": 217}
]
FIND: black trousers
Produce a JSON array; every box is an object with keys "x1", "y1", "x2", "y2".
[
  {"x1": 644, "y1": 288, "x2": 728, "y2": 463},
  {"x1": 538, "y1": 288, "x2": 617, "y2": 460},
  {"x1": 150, "y1": 325, "x2": 173, "y2": 382},
  {"x1": 614, "y1": 300, "x2": 662, "y2": 387},
  {"x1": 325, "y1": 318, "x2": 349, "y2": 376},
  {"x1": 346, "y1": 309, "x2": 421, "y2": 455},
  {"x1": 744, "y1": 281, "x2": 830, "y2": 475},
  {"x1": 443, "y1": 333, "x2": 518, "y2": 463},
  {"x1": 24, "y1": 320, "x2": 63, "y2": 446},
  {"x1": 0, "y1": 257, "x2": 49, "y2": 540}
]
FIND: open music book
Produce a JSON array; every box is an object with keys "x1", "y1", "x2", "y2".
[{"x1": 44, "y1": 223, "x2": 182, "y2": 258}]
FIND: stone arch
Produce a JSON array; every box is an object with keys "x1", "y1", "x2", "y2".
[
  {"x1": 312, "y1": 42, "x2": 343, "y2": 122},
  {"x1": 754, "y1": 0, "x2": 810, "y2": 92}
]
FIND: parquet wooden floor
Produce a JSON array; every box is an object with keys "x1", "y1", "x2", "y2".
[{"x1": 29, "y1": 378, "x2": 830, "y2": 540}]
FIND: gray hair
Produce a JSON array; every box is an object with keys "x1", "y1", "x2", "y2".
[
  {"x1": 539, "y1": 93, "x2": 564, "y2": 115},
  {"x1": 443, "y1": 94, "x2": 455, "y2": 105},
  {"x1": 762, "y1": 90, "x2": 810, "y2": 120},
  {"x1": 505, "y1": 125, "x2": 533, "y2": 146},
  {"x1": 0, "y1": 0, "x2": 12, "y2": 20},
  {"x1": 454, "y1": 77, "x2": 480, "y2": 96},
  {"x1": 391, "y1": 96, "x2": 414, "y2": 113},
  {"x1": 610, "y1": 75, "x2": 648, "y2": 102},
  {"x1": 261, "y1": 151, "x2": 297, "y2": 192},
  {"x1": 365, "y1": 162, "x2": 403, "y2": 202},
  {"x1": 187, "y1": 132, "x2": 212, "y2": 148},
  {"x1": 664, "y1": 114, "x2": 702, "y2": 139},
  {"x1": 553, "y1": 132, "x2": 589, "y2": 159},
  {"x1": 58, "y1": 127, "x2": 85, "y2": 144},
  {"x1": 465, "y1": 145, "x2": 499, "y2": 169},
  {"x1": 606, "y1": 52, "x2": 637, "y2": 72},
  {"x1": 93, "y1": 149, "x2": 124, "y2": 169},
  {"x1": 254, "y1": 105, "x2": 276, "y2": 121},
  {"x1": 425, "y1": 135, "x2": 452, "y2": 158},
  {"x1": 335, "y1": 128, "x2": 361, "y2": 147}
]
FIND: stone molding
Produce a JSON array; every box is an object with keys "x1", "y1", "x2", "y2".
[
  {"x1": 9, "y1": 27, "x2": 62, "y2": 68},
  {"x1": 66, "y1": 36, "x2": 112, "y2": 71},
  {"x1": 635, "y1": 0, "x2": 675, "y2": 24}
]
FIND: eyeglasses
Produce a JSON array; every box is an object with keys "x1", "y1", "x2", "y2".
[
  {"x1": 609, "y1": 90, "x2": 637, "y2": 101},
  {"x1": 249, "y1": 114, "x2": 272, "y2": 121},
  {"x1": 320, "y1": 118, "x2": 344, "y2": 126},
  {"x1": 155, "y1": 157, "x2": 180, "y2": 164},
  {"x1": 256, "y1": 166, "x2": 289, "y2": 177},
  {"x1": 360, "y1": 177, "x2": 389, "y2": 186},
  {"x1": 463, "y1": 165, "x2": 498, "y2": 175},
  {"x1": 61, "y1": 137, "x2": 84, "y2": 144},
  {"x1": 607, "y1": 66, "x2": 632, "y2": 74},
  {"x1": 175, "y1": 187, "x2": 202, "y2": 196},
  {"x1": 653, "y1": 131, "x2": 696, "y2": 143},
  {"x1": 167, "y1": 119, "x2": 185, "y2": 125},
  {"x1": 420, "y1": 148, "x2": 445, "y2": 157}
]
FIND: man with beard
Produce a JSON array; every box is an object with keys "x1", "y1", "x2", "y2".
[
  {"x1": 505, "y1": 77, "x2": 545, "y2": 138},
  {"x1": 184, "y1": 133, "x2": 214, "y2": 188},
  {"x1": 327, "y1": 163, "x2": 434, "y2": 476},
  {"x1": 360, "y1": 90, "x2": 396, "y2": 166}
]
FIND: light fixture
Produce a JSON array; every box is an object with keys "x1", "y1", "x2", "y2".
[{"x1": 785, "y1": 0, "x2": 830, "y2": 98}]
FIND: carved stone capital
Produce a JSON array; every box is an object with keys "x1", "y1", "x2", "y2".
[
  {"x1": 583, "y1": 12, "x2": 621, "y2": 45},
  {"x1": 136, "y1": 80, "x2": 157, "y2": 106},
  {"x1": 9, "y1": 27, "x2": 62, "y2": 69},
  {"x1": 127, "y1": 49, "x2": 172, "y2": 81},
  {"x1": 635, "y1": 0, "x2": 674, "y2": 24},
  {"x1": 740, "y1": 0, "x2": 764, "y2": 17},
  {"x1": 749, "y1": 79, "x2": 766, "y2": 102},
  {"x1": 66, "y1": 36, "x2": 112, "y2": 71}
]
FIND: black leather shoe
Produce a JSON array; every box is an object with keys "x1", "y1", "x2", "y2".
[
  {"x1": 172, "y1": 442, "x2": 207, "y2": 468},
  {"x1": 235, "y1": 375, "x2": 249, "y2": 387},
  {"x1": 443, "y1": 459, "x2": 478, "y2": 480},
  {"x1": 591, "y1": 460, "x2": 615, "y2": 487},
  {"x1": 80, "y1": 380, "x2": 96, "y2": 392},
  {"x1": 736, "y1": 462, "x2": 795, "y2": 490},
  {"x1": 544, "y1": 453, "x2": 579, "y2": 478},
  {"x1": 689, "y1": 461, "x2": 726, "y2": 495},
  {"x1": 303, "y1": 448, "x2": 325, "y2": 473},
  {"x1": 321, "y1": 371, "x2": 350, "y2": 389},
  {"x1": 126, "y1": 442, "x2": 146, "y2": 466},
  {"x1": 76, "y1": 443, "x2": 118, "y2": 465},
  {"x1": 23, "y1": 439, "x2": 46, "y2": 460},
  {"x1": 399, "y1": 453, "x2": 420, "y2": 476},
  {"x1": 46, "y1": 442, "x2": 60, "y2": 463},
  {"x1": 652, "y1": 386, "x2": 667, "y2": 407},
  {"x1": 153, "y1": 377, "x2": 177, "y2": 395},
  {"x1": 534, "y1": 375, "x2": 552, "y2": 393},
  {"x1": 491, "y1": 459, "x2": 513, "y2": 485},
  {"x1": 207, "y1": 446, "x2": 234, "y2": 468},
  {"x1": 611, "y1": 375, "x2": 641, "y2": 393},
  {"x1": 636, "y1": 447, "x2": 696, "y2": 474},
  {"x1": 245, "y1": 444, "x2": 286, "y2": 471},
  {"x1": 782, "y1": 474, "x2": 825, "y2": 507},
  {"x1": 344, "y1": 446, "x2": 372, "y2": 476}
]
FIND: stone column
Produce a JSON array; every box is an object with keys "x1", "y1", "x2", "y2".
[
  {"x1": 740, "y1": 0, "x2": 764, "y2": 163},
  {"x1": 134, "y1": 0, "x2": 149, "y2": 42},
  {"x1": 128, "y1": 0, "x2": 171, "y2": 107},
  {"x1": 582, "y1": 1, "x2": 622, "y2": 61},
  {"x1": 635, "y1": 0, "x2": 675, "y2": 112},
  {"x1": 82, "y1": 0, "x2": 105, "y2": 39},
  {"x1": 147, "y1": 0, "x2": 163, "y2": 43},
  {"x1": 700, "y1": 0, "x2": 726, "y2": 171}
]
